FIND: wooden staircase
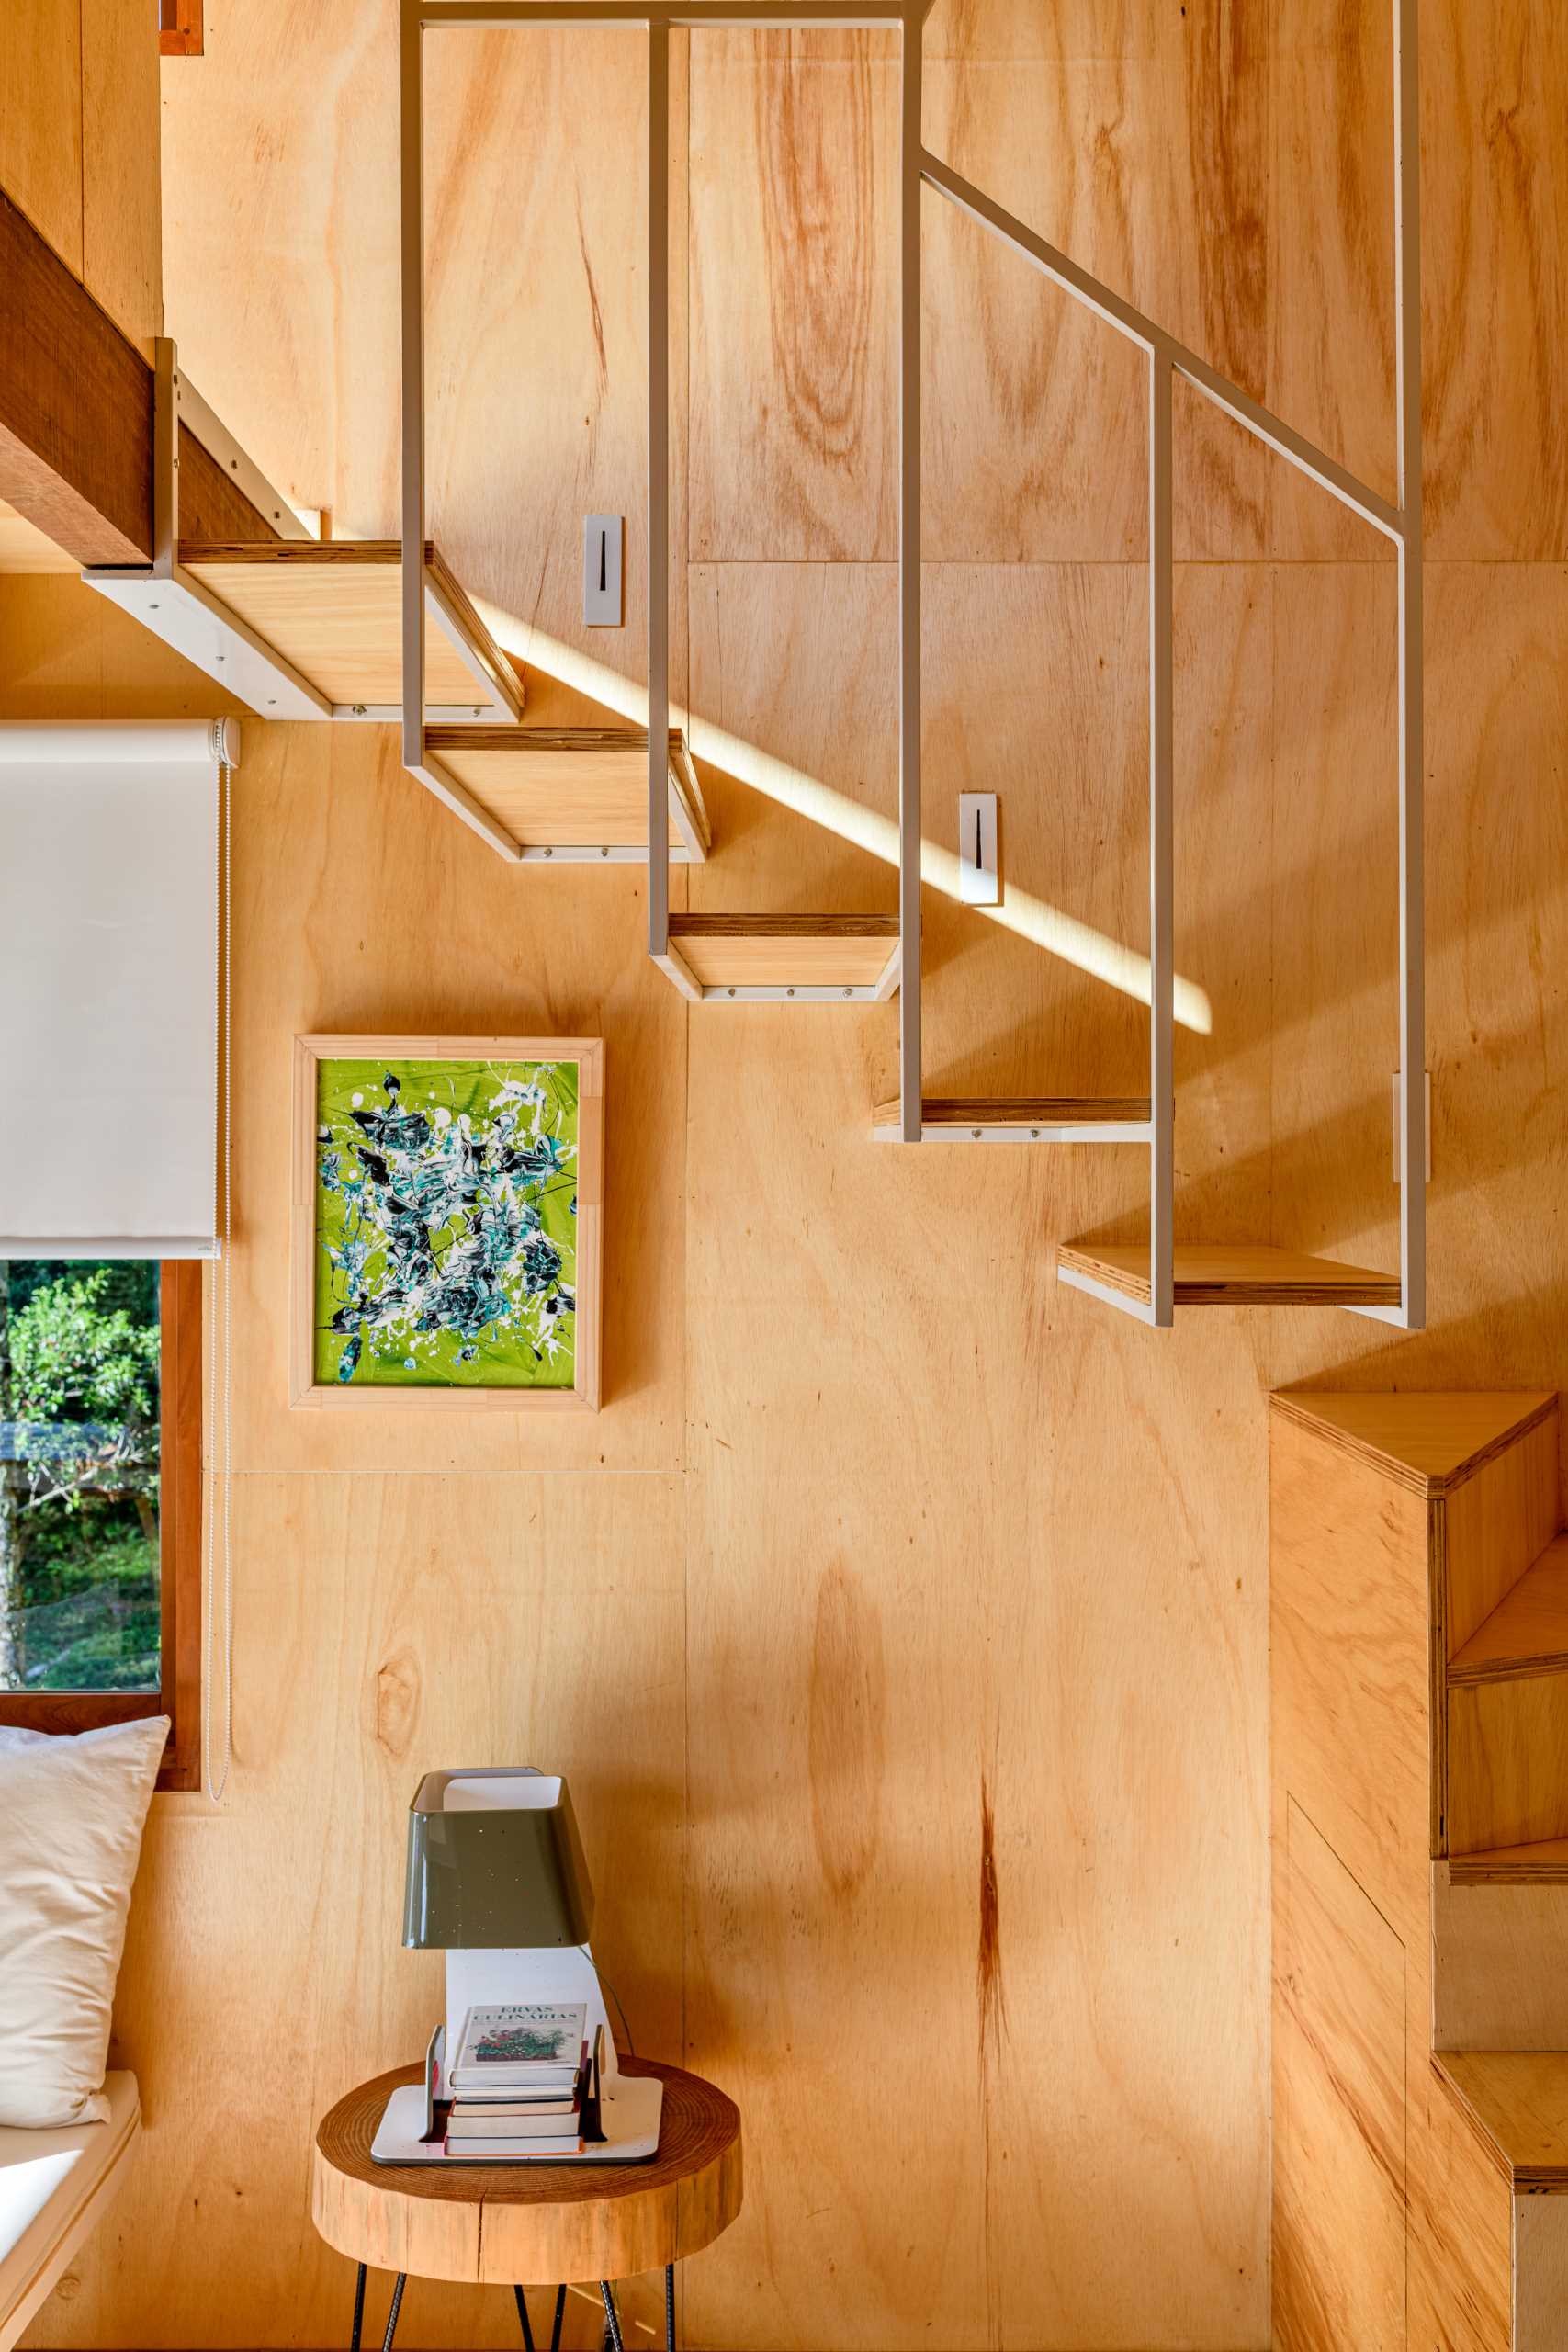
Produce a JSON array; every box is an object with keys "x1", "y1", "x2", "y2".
[
  {"x1": 1271, "y1": 1388, "x2": 1568, "y2": 2350},
  {"x1": 87, "y1": 344, "x2": 1412, "y2": 1290}
]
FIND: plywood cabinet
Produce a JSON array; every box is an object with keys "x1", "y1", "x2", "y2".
[{"x1": 1271, "y1": 1391, "x2": 1568, "y2": 2352}]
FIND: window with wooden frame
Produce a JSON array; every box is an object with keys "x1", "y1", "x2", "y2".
[{"x1": 0, "y1": 1260, "x2": 201, "y2": 1790}]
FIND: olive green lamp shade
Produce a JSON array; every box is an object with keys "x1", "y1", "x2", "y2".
[{"x1": 401, "y1": 1769, "x2": 595, "y2": 1950}]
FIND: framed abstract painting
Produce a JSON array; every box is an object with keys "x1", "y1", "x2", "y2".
[{"x1": 290, "y1": 1035, "x2": 603, "y2": 1410}]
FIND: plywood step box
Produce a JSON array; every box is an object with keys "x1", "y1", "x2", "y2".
[{"x1": 1270, "y1": 1388, "x2": 1568, "y2": 2351}]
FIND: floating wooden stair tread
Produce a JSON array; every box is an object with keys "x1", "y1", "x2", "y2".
[
  {"x1": 424, "y1": 727, "x2": 709, "y2": 857},
  {"x1": 1450, "y1": 1536, "x2": 1568, "y2": 1683},
  {"x1": 872, "y1": 1095, "x2": 1150, "y2": 1140},
  {"x1": 1057, "y1": 1241, "x2": 1402, "y2": 1307},
  {"x1": 179, "y1": 539, "x2": 525, "y2": 714},
  {"x1": 665, "y1": 913, "x2": 899, "y2": 997},
  {"x1": 1437, "y1": 2052, "x2": 1568, "y2": 2189},
  {"x1": 1448, "y1": 1835, "x2": 1568, "y2": 1884}
]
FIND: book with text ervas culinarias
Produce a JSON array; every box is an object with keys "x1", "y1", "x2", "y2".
[{"x1": 449, "y1": 2002, "x2": 588, "y2": 2090}]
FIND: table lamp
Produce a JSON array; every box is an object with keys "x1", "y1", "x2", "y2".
[{"x1": 371, "y1": 1765, "x2": 664, "y2": 2165}]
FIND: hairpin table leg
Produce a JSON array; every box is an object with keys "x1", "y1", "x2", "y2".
[
  {"x1": 514, "y1": 2288, "x2": 536, "y2": 2352},
  {"x1": 350, "y1": 2265, "x2": 367, "y2": 2352},
  {"x1": 381, "y1": 2273, "x2": 406, "y2": 2352},
  {"x1": 549, "y1": 2284, "x2": 567, "y2": 2352},
  {"x1": 665, "y1": 2265, "x2": 676, "y2": 2352},
  {"x1": 598, "y1": 2281, "x2": 625, "y2": 2352}
]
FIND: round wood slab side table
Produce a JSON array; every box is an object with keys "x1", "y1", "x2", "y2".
[{"x1": 313, "y1": 2059, "x2": 742, "y2": 2352}]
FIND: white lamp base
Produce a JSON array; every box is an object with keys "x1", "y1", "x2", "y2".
[{"x1": 369, "y1": 1940, "x2": 662, "y2": 2165}]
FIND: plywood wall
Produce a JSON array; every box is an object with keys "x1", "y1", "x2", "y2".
[
  {"x1": 0, "y1": 0, "x2": 162, "y2": 351},
  {"x1": 8, "y1": 0, "x2": 1568, "y2": 2346}
]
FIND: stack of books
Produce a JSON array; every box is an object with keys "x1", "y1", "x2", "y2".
[{"x1": 443, "y1": 2001, "x2": 591, "y2": 2155}]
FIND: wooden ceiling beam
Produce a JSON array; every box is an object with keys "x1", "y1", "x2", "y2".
[
  {"x1": 0, "y1": 187, "x2": 277, "y2": 566},
  {"x1": 0, "y1": 186, "x2": 152, "y2": 564}
]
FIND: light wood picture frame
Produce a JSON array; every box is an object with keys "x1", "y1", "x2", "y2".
[{"x1": 290, "y1": 1034, "x2": 603, "y2": 1411}]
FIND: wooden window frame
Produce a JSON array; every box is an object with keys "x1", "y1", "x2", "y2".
[
  {"x1": 0, "y1": 1262, "x2": 202, "y2": 1792},
  {"x1": 159, "y1": 0, "x2": 204, "y2": 57}
]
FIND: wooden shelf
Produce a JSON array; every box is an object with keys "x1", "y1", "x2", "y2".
[
  {"x1": 180, "y1": 538, "x2": 525, "y2": 715},
  {"x1": 872, "y1": 1095, "x2": 1150, "y2": 1141},
  {"x1": 1450, "y1": 1535, "x2": 1568, "y2": 1683},
  {"x1": 425, "y1": 727, "x2": 709, "y2": 859},
  {"x1": 1437, "y1": 2052, "x2": 1568, "y2": 2190},
  {"x1": 1058, "y1": 1241, "x2": 1402, "y2": 1308},
  {"x1": 665, "y1": 913, "x2": 899, "y2": 998},
  {"x1": 1448, "y1": 1835, "x2": 1568, "y2": 1884}
]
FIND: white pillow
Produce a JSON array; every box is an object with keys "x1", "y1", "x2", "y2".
[{"x1": 0, "y1": 1715, "x2": 168, "y2": 2128}]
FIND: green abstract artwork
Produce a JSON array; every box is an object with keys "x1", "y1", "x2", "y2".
[{"x1": 312, "y1": 1057, "x2": 579, "y2": 1390}]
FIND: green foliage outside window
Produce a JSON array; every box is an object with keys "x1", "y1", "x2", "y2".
[{"x1": 0, "y1": 1261, "x2": 162, "y2": 1693}]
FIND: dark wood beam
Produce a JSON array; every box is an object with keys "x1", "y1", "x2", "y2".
[
  {"x1": 0, "y1": 185, "x2": 279, "y2": 565},
  {"x1": 0, "y1": 186, "x2": 152, "y2": 563}
]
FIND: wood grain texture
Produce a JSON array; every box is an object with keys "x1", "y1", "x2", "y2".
[
  {"x1": 1404, "y1": 2067, "x2": 1514, "y2": 2352},
  {"x1": 1515, "y1": 2194, "x2": 1568, "y2": 2352},
  {"x1": 1442, "y1": 1411, "x2": 1562, "y2": 1657},
  {"x1": 313, "y1": 2060, "x2": 740, "y2": 2284},
  {"x1": 1433, "y1": 1863, "x2": 1568, "y2": 2049},
  {"x1": 1268, "y1": 559, "x2": 1403, "y2": 1274},
  {"x1": 1423, "y1": 0, "x2": 1568, "y2": 558},
  {"x1": 18, "y1": 2, "x2": 1568, "y2": 2346},
  {"x1": 1438, "y1": 2052, "x2": 1568, "y2": 2190},
  {"x1": 1060, "y1": 1241, "x2": 1401, "y2": 1308},
  {"x1": 0, "y1": 0, "x2": 84, "y2": 283},
  {"x1": 182, "y1": 548, "x2": 521, "y2": 709},
  {"x1": 1272, "y1": 1801, "x2": 1406, "y2": 2352},
  {"x1": 0, "y1": 0, "x2": 160, "y2": 358},
  {"x1": 0, "y1": 497, "x2": 76, "y2": 572},
  {"x1": 872, "y1": 1095, "x2": 1151, "y2": 1128},
  {"x1": 0, "y1": 187, "x2": 152, "y2": 564},
  {"x1": 687, "y1": 560, "x2": 897, "y2": 917},
  {"x1": 1449, "y1": 1836, "x2": 1568, "y2": 1886},
  {"x1": 1269, "y1": 1391, "x2": 1558, "y2": 1500},
  {"x1": 1270, "y1": 1414, "x2": 1433, "y2": 1952},
  {"x1": 689, "y1": 33, "x2": 898, "y2": 563},
  {"x1": 1448, "y1": 1670, "x2": 1568, "y2": 1854},
  {"x1": 426, "y1": 729, "x2": 706, "y2": 852},
  {"x1": 1450, "y1": 1535, "x2": 1568, "y2": 1680},
  {"x1": 682, "y1": 1009, "x2": 1269, "y2": 2350},
  {"x1": 667, "y1": 912, "x2": 897, "y2": 988},
  {"x1": 920, "y1": 561, "x2": 1153, "y2": 1102},
  {"x1": 1269, "y1": 1401, "x2": 1526, "y2": 2352},
  {"x1": 922, "y1": 27, "x2": 1272, "y2": 562},
  {"x1": 79, "y1": 0, "x2": 161, "y2": 351},
  {"x1": 46, "y1": 1468, "x2": 690, "y2": 2351},
  {"x1": 1269, "y1": 1392, "x2": 1568, "y2": 2352}
]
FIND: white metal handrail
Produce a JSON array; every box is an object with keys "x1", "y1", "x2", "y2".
[{"x1": 400, "y1": 0, "x2": 1424, "y2": 1329}]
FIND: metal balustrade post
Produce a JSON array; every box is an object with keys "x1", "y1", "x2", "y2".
[
  {"x1": 897, "y1": 0, "x2": 922, "y2": 1141},
  {"x1": 1393, "y1": 0, "x2": 1425, "y2": 1329},
  {"x1": 400, "y1": 0, "x2": 426, "y2": 777},
  {"x1": 1148, "y1": 354, "x2": 1175, "y2": 1329},
  {"x1": 648, "y1": 17, "x2": 671, "y2": 963}
]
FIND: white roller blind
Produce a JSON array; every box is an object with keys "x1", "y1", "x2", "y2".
[{"x1": 0, "y1": 719, "x2": 238, "y2": 1258}]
